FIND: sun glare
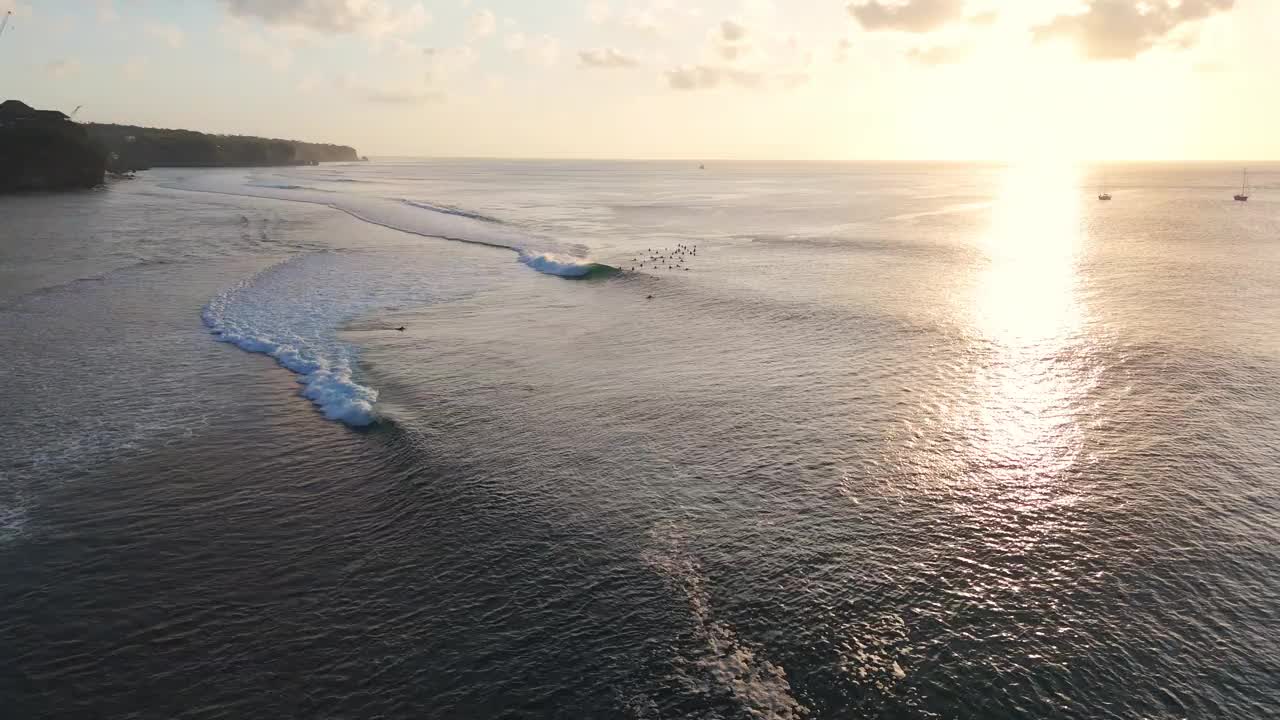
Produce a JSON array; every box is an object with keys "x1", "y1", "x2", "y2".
[{"x1": 968, "y1": 161, "x2": 1092, "y2": 489}]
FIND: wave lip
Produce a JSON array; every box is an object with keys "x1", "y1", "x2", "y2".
[{"x1": 202, "y1": 278, "x2": 379, "y2": 427}]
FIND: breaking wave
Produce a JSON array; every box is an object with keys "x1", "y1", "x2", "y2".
[
  {"x1": 200, "y1": 252, "x2": 428, "y2": 427},
  {"x1": 518, "y1": 251, "x2": 615, "y2": 278}
]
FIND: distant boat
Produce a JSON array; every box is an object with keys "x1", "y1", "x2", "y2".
[
  {"x1": 1097, "y1": 170, "x2": 1111, "y2": 200},
  {"x1": 1234, "y1": 168, "x2": 1249, "y2": 202},
  {"x1": 699, "y1": 163, "x2": 705, "y2": 170}
]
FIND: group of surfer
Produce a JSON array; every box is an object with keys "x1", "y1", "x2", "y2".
[{"x1": 629, "y1": 243, "x2": 697, "y2": 273}]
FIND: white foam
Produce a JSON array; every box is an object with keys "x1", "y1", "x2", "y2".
[{"x1": 200, "y1": 253, "x2": 396, "y2": 427}]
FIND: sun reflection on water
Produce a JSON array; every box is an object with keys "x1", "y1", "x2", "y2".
[{"x1": 970, "y1": 162, "x2": 1093, "y2": 496}]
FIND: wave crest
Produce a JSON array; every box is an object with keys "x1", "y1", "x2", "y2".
[{"x1": 518, "y1": 251, "x2": 614, "y2": 278}]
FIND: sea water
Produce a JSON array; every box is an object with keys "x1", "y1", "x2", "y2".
[{"x1": 1, "y1": 160, "x2": 1278, "y2": 718}]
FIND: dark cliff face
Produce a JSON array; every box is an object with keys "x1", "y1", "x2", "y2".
[
  {"x1": 83, "y1": 123, "x2": 360, "y2": 170},
  {"x1": 0, "y1": 102, "x2": 106, "y2": 193}
]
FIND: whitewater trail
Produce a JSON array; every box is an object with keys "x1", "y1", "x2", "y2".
[
  {"x1": 200, "y1": 253, "x2": 387, "y2": 426},
  {"x1": 168, "y1": 171, "x2": 617, "y2": 426},
  {"x1": 164, "y1": 173, "x2": 613, "y2": 278}
]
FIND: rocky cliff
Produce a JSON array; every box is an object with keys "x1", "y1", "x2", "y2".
[{"x1": 0, "y1": 100, "x2": 106, "y2": 193}]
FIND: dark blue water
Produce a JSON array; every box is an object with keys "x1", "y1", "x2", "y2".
[{"x1": 2, "y1": 161, "x2": 1278, "y2": 718}]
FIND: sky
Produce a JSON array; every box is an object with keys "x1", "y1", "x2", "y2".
[{"x1": 1, "y1": 0, "x2": 1277, "y2": 160}]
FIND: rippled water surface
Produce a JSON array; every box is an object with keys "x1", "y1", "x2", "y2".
[{"x1": 2, "y1": 161, "x2": 1279, "y2": 719}]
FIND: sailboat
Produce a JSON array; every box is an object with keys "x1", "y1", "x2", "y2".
[
  {"x1": 1234, "y1": 168, "x2": 1249, "y2": 202},
  {"x1": 1097, "y1": 171, "x2": 1111, "y2": 201}
]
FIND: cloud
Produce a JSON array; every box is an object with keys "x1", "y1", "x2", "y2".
[
  {"x1": 44, "y1": 58, "x2": 81, "y2": 77},
  {"x1": 424, "y1": 45, "x2": 477, "y2": 81},
  {"x1": 467, "y1": 8, "x2": 496, "y2": 41},
  {"x1": 121, "y1": 55, "x2": 148, "y2": 79},
  {"x1": 713, "y1": 18, "x2": 753, "y2": 62},
  {"x1": 847, "y1": 0, "x2": 964, "y2": 33},
  {"x1": 231, "y1": 28, "x2": 293, "y2": 70},
  {"x1": 1032, "y1": 0, "x2": 1234, "y2": 60},
  {"x1": 504, "y1": 32, "x2": 559, "y2": 66},
  {"x1": 665, "y1": 64, "x2": 764, "y2": 90},
  {"x1": 361, "y1": 88, "x2": 441, "y2": 104},
  {"x1": 720, "y1": 19, "x2": 747, "y2": 42},
  {"x1": 524, "y1": 34, "x2": 561, "y2": 66},
  {"x1": 905, "y1": 44, "x2": 967, "y2": 64},
  {"x1": 778, "y1": 71, "x2": 810, "y2": 89},
  {"x1": 586, "y1": 0, "x2": 609, "y2": 25},
  {"x1": 579, "y1": 47, "x2": 640, "y2": 68},
  {"x1": 834, "y1": 37, "x2": 853, "y2": 63},
  {"x1": 335, "y1": 73, "x2": 441, "y2": 104},
  {"x1": 623, "y1": 6, "x2": 661, "y2": 35},
  {"x1": 144, "y1": 21, "x2": 185, "y2": 48},
  {"x1": 218, "y1": 0, "x2": 429, "y2": 38},
  {"x1": 967, "y1": 10, "x2": 997, "y2": 26},
  {"x1": 97, "y1": 0, "x2": 118, "y2": 23}
]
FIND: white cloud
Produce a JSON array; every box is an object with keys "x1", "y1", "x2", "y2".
[
  {"x1": 297, "y1": 72, "x2": 323, "y2": 92},
  {"x1": 623, "y1": 6, "x2": 661, "y2": 35},
  {"x1": 519, "y1": 34, "x2": 560, "y2": 67},
  {"x1": 834, "y1": 37, "x2": 853, "y2": 63},
  {"x1": 121, "y1": 55, "x2": 148, "y2": 78},
  {"x1": 219, "y1": 0, "x2": 429, "y2": 38},
  {"x1": 44, "y1": 58, "x2": 81, "y2": 77},
  {"x1": 424, "y1": 45, "x2": 477, "y2": 82},
  {"x1": 720, "y1": 19, "x2": 747, "y2": 43},
  {"x1": 587, "y1": 0, "x2": 610, "y2": 24},
  {"x1": 467, "y1": 8, "x2": 496, "y2": 41},
  {"x1": 225, "y1": 22, "x2": 296, "y2": 71},
  {"x1": 97, "y1": 0, "x2": 118, "y2": 23},
  {"x1": 847, "y1": 0, "x2": 964, "y2": 33},
  {"x1": 388, "y1": 37, "x2": 422, "y2": 59},
  {"x1": 143, "y1": 21, "x2": 185, "y2": 49},
  {"x1": 905, "y1": 44, "x2": 968, "y2": 65},
  {"x1": 665, "y1": 64, "x2": 763, "y2": 90},
  {"x1": 713, "y1": 19, "x2": 753, "y2": 62},
  {"x1": 1033, "y1": 0, "x2": 1235, "y2": 60},
  {"x1": 579, "y1": 47, "x2": 641, "y2": 68},
  {"x1": 337, "y1": 72, "x2": 441, "y2": 104}
]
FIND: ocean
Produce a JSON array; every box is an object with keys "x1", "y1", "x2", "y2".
[{"x1": 1, "y1": 160, "x2": 1278, "y2": 719}]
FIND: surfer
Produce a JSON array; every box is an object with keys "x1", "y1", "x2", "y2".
[{"x1": 395, "y1": 326, "x2": 406, "y2": 331}]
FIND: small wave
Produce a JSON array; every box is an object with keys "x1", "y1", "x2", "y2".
[
  {"x1": 400, "y1": 199, "x2": 504, "y2": 224},
  {"x1": 247, "y1": 182, "x2": 308, "y2": 190}
]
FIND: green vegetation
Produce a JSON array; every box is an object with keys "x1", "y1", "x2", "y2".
[
  {"x1": 0, "y1": 101, "x2": 105, "y2": 192},
  {"x1": 84, "y1": 123, "x2": 360, "y2": 171}
]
